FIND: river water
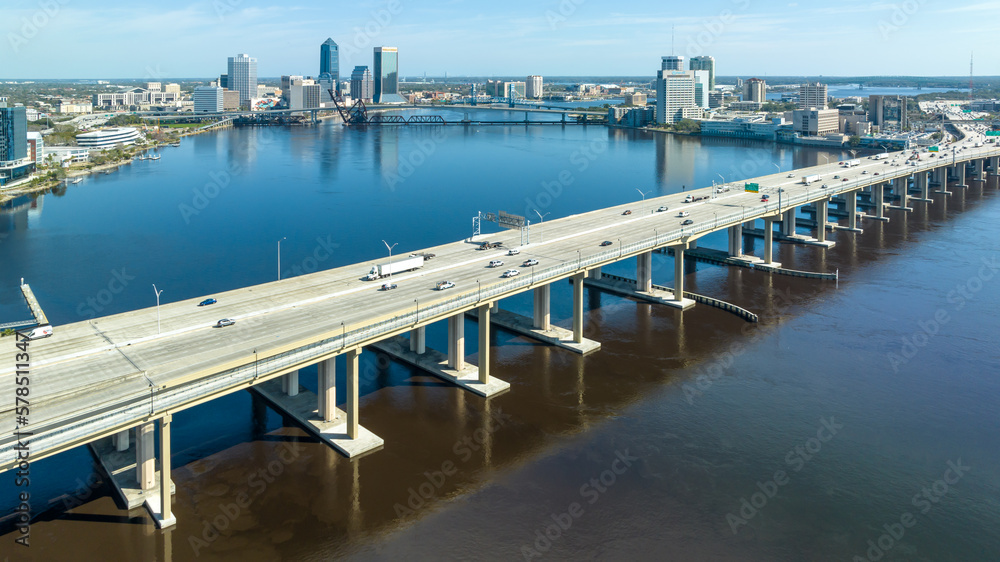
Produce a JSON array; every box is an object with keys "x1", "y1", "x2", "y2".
[{"x1": 1, "y1": 111, "x2": 998, "y2": 561}]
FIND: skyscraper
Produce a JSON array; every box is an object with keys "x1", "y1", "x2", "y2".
[
  {"x1": 744, "y1": 78, "x2": 766, "y2": 103},
  {"x1": 689, "y1": 56, "x2": 715, "y2": 91},
  {"x1": 351, "y1": 66, "x2": 373, "y2": 102},
  {"x1": 656, "y1": 70, "x2": 698, "y2": 124},
  {"x1": 526, "y1": 75, "x2": 544, "y2": 99},
  {"x1": 661, "y1": 55, "x2": 684, "y2": 71},
  {"x1": 227, "y1": 54, "x2": 257, "y2": 107},
  {"x1": 692, "y1": 70, "x2": 710, "y2": 109},
  {"x1": 0, "y1": 105, "x2": 31, "y2": 185},
  {"x1": 373, "y1": 47, "x2": 404, "y2": 104},
  {"x1": 799, "y1": 82, "x2": 828, "y2": 110},
  {"x1": 869, "y1": 95, "x2": 908, "y2": 131},
  {"x1": 319, "y1": 38, "x2": 339, "y2": 82}
]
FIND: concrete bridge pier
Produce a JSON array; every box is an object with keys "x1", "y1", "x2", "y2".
[
  {"x1": 914, "y1": 172, "x2": 932, "y2": 202},
  {"x1": 448, "y1": 314, "x2": 465, "y2": 370},
  {"x1": 868, "y1": 182, "x2": 889, "y2": 222},
  {"x1": 572, "y1": 272, "x2": 585, "y2": 341},
  {"x1": 954, "y1": 163, "x2": 968, "y2": 188},
  {"x1": 636, "y1": 252, "x2": 652, "y2": 292},
  {"x1": 761, "y1": 217, "x2": 781, "y2": 269},
  {"x1": 666, "y1": 244, "x2": 696, "y2": 309},
  {"x1": 780, "y1": 208, "x2": 796, "y2": 236},
  {"x1": 989, "y1": 156, "x2": 999, "y2": 176},
  {"x1": 727, "y1": 224, "x2": 743, "y2": 257},
  {"x1": 153, "y1": 415, "x2": 175, "y2": 529},
  {"x1": 317, "y1": 359, "x2": 335, "y2": 420},
  {"x1": 933, "y1": 166, "x2": 951, "y2": 195},
  {"x1": 889, "y1": 178, "x2": 912, "y2": 211},
  {"x1": 281, "y1": 369, "x2": 299, "y2": 397},
  {"x1": 409, "y1": 326, "x2": 426, "y2": 354},
  {"x1": 815, "y1": 199, "x2": 829, "y2": 243},
  {"x1": 972, "y1": 159, "x2": 986, "y2": 182},
  {"x1": 533, "y1": 285, "x2": 551, "y2": 331},
  {"x1": 477, "y1": 304, "x2": 491, "y2": 385},
  {"x1": 346, "y1": 350, "x2": 361, "y2": 439},
  {"x1": 591, "y1": 266, "x2": 602, "y2": 280},
  {"x1": 113, "y1": 429, "x2": 129, "y2": 452}
]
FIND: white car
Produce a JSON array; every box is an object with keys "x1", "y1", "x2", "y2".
[
  {"x1": 488, "y1": 259, "x2": 504, "y2": 268},
  {"x1": 436, "y1": 281, "x2": 455, "y2": 290},
  {"x1": 657, "y1": 205, "x2": 669, "y2": 212},
  {"x1": 502, "y1": 269, "x2": 520, "y2": 278},
  {"x1": 507, "y1": 248, "x2": 520, "y2": 256},
  {"x1": 677, "y1": 211, "x2": 690, "y2": 217}
]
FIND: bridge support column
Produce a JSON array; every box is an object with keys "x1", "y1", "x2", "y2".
[
  {"x1": 874, "y1": 182, "x2": 886, "y2": 219},
  {"x1": 915, "y1": 172, "x2": 931, "y2": 202},
  {"x1": 636, "y1": 252, "x2": 652, "y2": 292},
  {"x1": 409, "y1": 326, "x2": 426, "y2": 355},
  {"x1": 990, "y1": 156, "x2": 999, "y2": 176},
  {"x1": 974, "y1": 159, "x2": 986, "y2": 182},
  {"x1": 346, "y1": 349, "x2": 360, "y2": 439},
  {"x1": 155, "y1": 414, "x2": 175, "y2": 528},
  {"x1": 533, "y1": 285, "x2": 551, "y2": 331},
  {"x1": 114, "y1": 429, "x2": 129, "y2": 452},
  {"x1": 955, "y1": 163, "x2": 967, "y2": 188},
  {"x1": 572, "y1": 272, "x2": 584, "y2": 343},
  {"x1": 761, "y1": 218, "x2": 781, "y2": 267},
  {"x1": 282, "y1": 369, "x2": 299, "y2": 397},
  {"x1": 780, "y1": 208, "x2": 796, "y2": 236},
  {"x1": 728, "y1": 224, "x2": 743, "y2": 257},
  {"x1": 448, "y1": 314, "x2": 465, "y2": 370},
  {"x1": 847, "y1": 191, "x2": 858, "y2": 230},
  {"x1": 318, "y1": 358, "x2": 336, "y2": 422},
  {"x1": 137, "y1": 422, "x2": 155, "y2": 491},
  {"x1": 592, "y1": 266, "x2": 602, "y2": 280},
  {"x1": 816, "y1": 199, "x2": 828, "y2": 243},
  {"x1": 478, "y1": 304, "x2": 490, "y2": 384},
  {"x1": 666, "y1": 244, "x2": 695, "y2": 309}
]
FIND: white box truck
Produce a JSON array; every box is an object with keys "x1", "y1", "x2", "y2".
[
  {"x1": 801, "y1": 174, "x2": 821, "y2": 185},
  {"x1": 842, "y1": 159, "x2": 861, "y2": 167},
  {"x1": 365, "y1": 255, "x2": 424, "y2": 280}
]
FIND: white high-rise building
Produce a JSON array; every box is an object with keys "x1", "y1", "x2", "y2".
[
  {"x1": 689, "y1": 56, "x2": 715, "y2": 91},
  {"x1": 227, "y1": 53, "x2": 258, "y2": 108},
  {"x1": 526, "y1": 75, "x2": 543, "y2": 99},
  {"x1": 799, "y1": 82, "x2": 828, "y2": 110},
  {"x1": 692, "y1": 70, "x2": 710, "y2": 110},
  {"x1": 193, "y1": 86, "x2": 224, "y2": 113},
  {"x1": 661, "y1": 55, "x2": 684, "y2": 71},
  {"x1": 656, "y1": 70, "x2": 699, "y2": 124},
  {"x1": 743, "y1": 78, "x2": 766, "y2": 103}
]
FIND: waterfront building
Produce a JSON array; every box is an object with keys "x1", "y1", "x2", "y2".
[
  {"x1": 608, "y1": 106, "x2": 655, "y2": 128},
  {"x1": 655, "y1": 70, "x2": 701, "y2": 124},
  {"x1": 526, "y1": 75, "x2": 543, "y2": 99},
  {"x1": 625, "y1": 92, "x2": 647, "y2": 106},
  {"x1": 373, "y1": 47, "x2": 405, "y2": 104},
  {"x1": 743, "y1": 78, "x2": 766, "y2": 103},
  {"x1": 869, "y1": 95, "x2": 908, "y2": 131},
  {"x1": 26, "y1": 132, "x2": 43, "y2": 164},
  {"x1": 661, "y1": 55, "x2": 684, "y2": 71},
  {"x1": 193, "y1": 86, "x2": 224, "y2": 113},
  {"x1": 0, "y1": 105, "x2": 33, "y2": 185},
  {"x1": 76, "y1": 127, "x2": 141, "y2": 149},
  {"x1": 799, "y1": 82, "x2": 828, "y2": 109},
  {"x1": 287, "y1": 78, "x2": 322, "y2": 110},
  {"x1": 227, "y1": 53, "x2": 258, "y2": 108},
  {"x1": 350, "y1": 66, "x2": 374, "y2": 102},
  {"x1": 692, "y1": 70, "x2": 711, "y2": 109},
  {"x1": 689, "y1": 55, "x2": 715, "y2": 90},
  {"x1": 92, "y1": 88, "x2": 179, "y2": 108},
  {"x1": 504, "y1": 81, "x2": 526, "y2": 99},
  {"x1": 792, "y1": 108, "x2": 840, "y2": 136},
  {"x1": 319, "y1": 38, "x2": 339, "y2": 85},
  {"x1": 701, "y1": 116, "x2": 786, "y2": 140},
  {"x1": 223, "y1": 90, "x2": 241, "y2": 111}
]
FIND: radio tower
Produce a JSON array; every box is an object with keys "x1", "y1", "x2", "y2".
[{"x1": 969, "y1": 52, "x2": 974, "y2": 101}]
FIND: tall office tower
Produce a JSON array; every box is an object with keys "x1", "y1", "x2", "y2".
[
  {"x1": 350, "y1": 66, "x2": 373, "y2": 102},
  {"x1": 0, "y1": 106, "x2": 28, "y2": 162},
  {"x1": 526, "y1": 75, "x2": 544, "y2": 99},
  {"x1": 799, "y1": 82, "x2": 828, "y2": 110},
  {"x1": 692, "y1": 70, "x2": 711, "y2": 109},
  {"x1": 689, "y1": 55, "x2": 715, "y2": 91},
  {"x1": 743, "y1": 77, "x2": 766, "y2": 103},
  {"x1": 219, "y1": 74, "x2": 228, "y2": 89},
  {"x1": 661, "y1": 55, "x2": 684, "y2": 71},
  {"x1": 655, "y1": 70, "x2": 696, "y2": 124},
  {"x1": 869, "y1": 95, "x2": 908, "y2": 131},
  {"x1": 227, "y1": 54, "x2": 258, "y2": 107},
  {"x1": 373, "y1": 47, "x2": 405, "y2": 103},
  {"x1": 319, "y1": 38, "x2": 339, "y2": 83}
]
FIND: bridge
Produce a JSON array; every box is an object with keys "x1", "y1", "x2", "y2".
[{"x1": 2, "y1": 122, "x2": 996, "y2": 529}]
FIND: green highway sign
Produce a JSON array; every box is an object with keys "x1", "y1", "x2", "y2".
[
  {"x1": 986, "y1": 131, "x2": 1000, "y2": 137},
  {"x1": 745, "y1": 182, "x2": 759, "y2": 193}
]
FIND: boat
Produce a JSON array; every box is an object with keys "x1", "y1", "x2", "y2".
[
  {"x1": 149, "y1": 155, "x2": 161, "y2": 160},
  {"x1": 70, "y1": 178, "x2": 82, "y2": 184},
  {"x1": 170, "y1": 143, "x2": 181, "y2": 147}
]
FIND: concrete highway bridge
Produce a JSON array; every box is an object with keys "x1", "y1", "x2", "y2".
[{"x1": 2, "y1": 126, "x2": 997, "y2": 529}]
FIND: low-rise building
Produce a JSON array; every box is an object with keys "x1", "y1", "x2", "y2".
[
  {"x1": 93, "y1": 88, "x2": 180, "y2": 108},
  {"x1": 59, "y1": 102, "x2": 93, "y2": 114},
  {"x1": 76, "y1": 127, "x2": 141, "y2": 149},
  {"x1": 701, "y1": 116, "x2": 787, "y2": 141},
  {"x1": 26, "y1": 132, "x2": 43, "y2": 164},
  {"x1": 194, "y1": 86, "x2": 224, "y2": 113},
  {"x1": 792, "y1": 108, "x2": 840, "y2": 136},
  {"x1": 624, "y1": 92, "x2": 647, "y2": 106},
  {"x1": 608, "y1": 106, "x2": 655, "y2": 128},
  {"x1": 223, "y1": 89, "x2": 241, "y2": 111}
]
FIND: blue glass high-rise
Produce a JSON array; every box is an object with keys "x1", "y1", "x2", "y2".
[
  {"x1": 373, "y1": 47, "x2": 405, "y2": 104},
  {"x1": 320, "y1": 38, "x2": 339, "y2": 82}
]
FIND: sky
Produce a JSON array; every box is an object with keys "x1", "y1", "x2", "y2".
[{"x1": 2, "y1": 0, "x2": 998, "y2": 79}]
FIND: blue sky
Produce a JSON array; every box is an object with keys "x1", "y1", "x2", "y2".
[{"x1": 3, "y1": 0, "x2": 998, "y2": 79}]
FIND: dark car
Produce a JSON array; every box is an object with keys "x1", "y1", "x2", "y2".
[
  {"x1": 682, "y1": 219, "x2": 694, "y2": 225},
  {"x1": 600, "y1": 240, "x2": 613, "y2": 246},
  {"x1": 622, "y1": 210, "x2": 632, "y2": 215},
  {"x1": 216, "y1": 318, "x2": 235, "y2": 327},
  {"x1": 380, "y1": 283, "x2": 398, "y2": 291},
  {"x1": 198, "y1": 298, "x2": 217, "y2": 306}
]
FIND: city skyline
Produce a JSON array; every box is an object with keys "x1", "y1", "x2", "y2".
[{"x1": 2, "y1": 0, "x2": 998, "y2": 79}]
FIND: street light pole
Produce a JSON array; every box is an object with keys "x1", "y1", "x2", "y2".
[
  {"x1": 773, "y1": 163, "x2": 781, "y2": 175},
  {"x1": 533, "y1": 210, "x2": 549, "y2": 242},
  {"x1": 152, "y1": 284, "x2": 163, "y2": 335},
  {"x1": 635, "y1": 187, "x2": 651, "y2": 213},
  {"x1": 277, "y1": 237, "x2": 286, "y2": 281},
  {"x1": 382, "y1": 240, "x2": 398, "y2": 281}
]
